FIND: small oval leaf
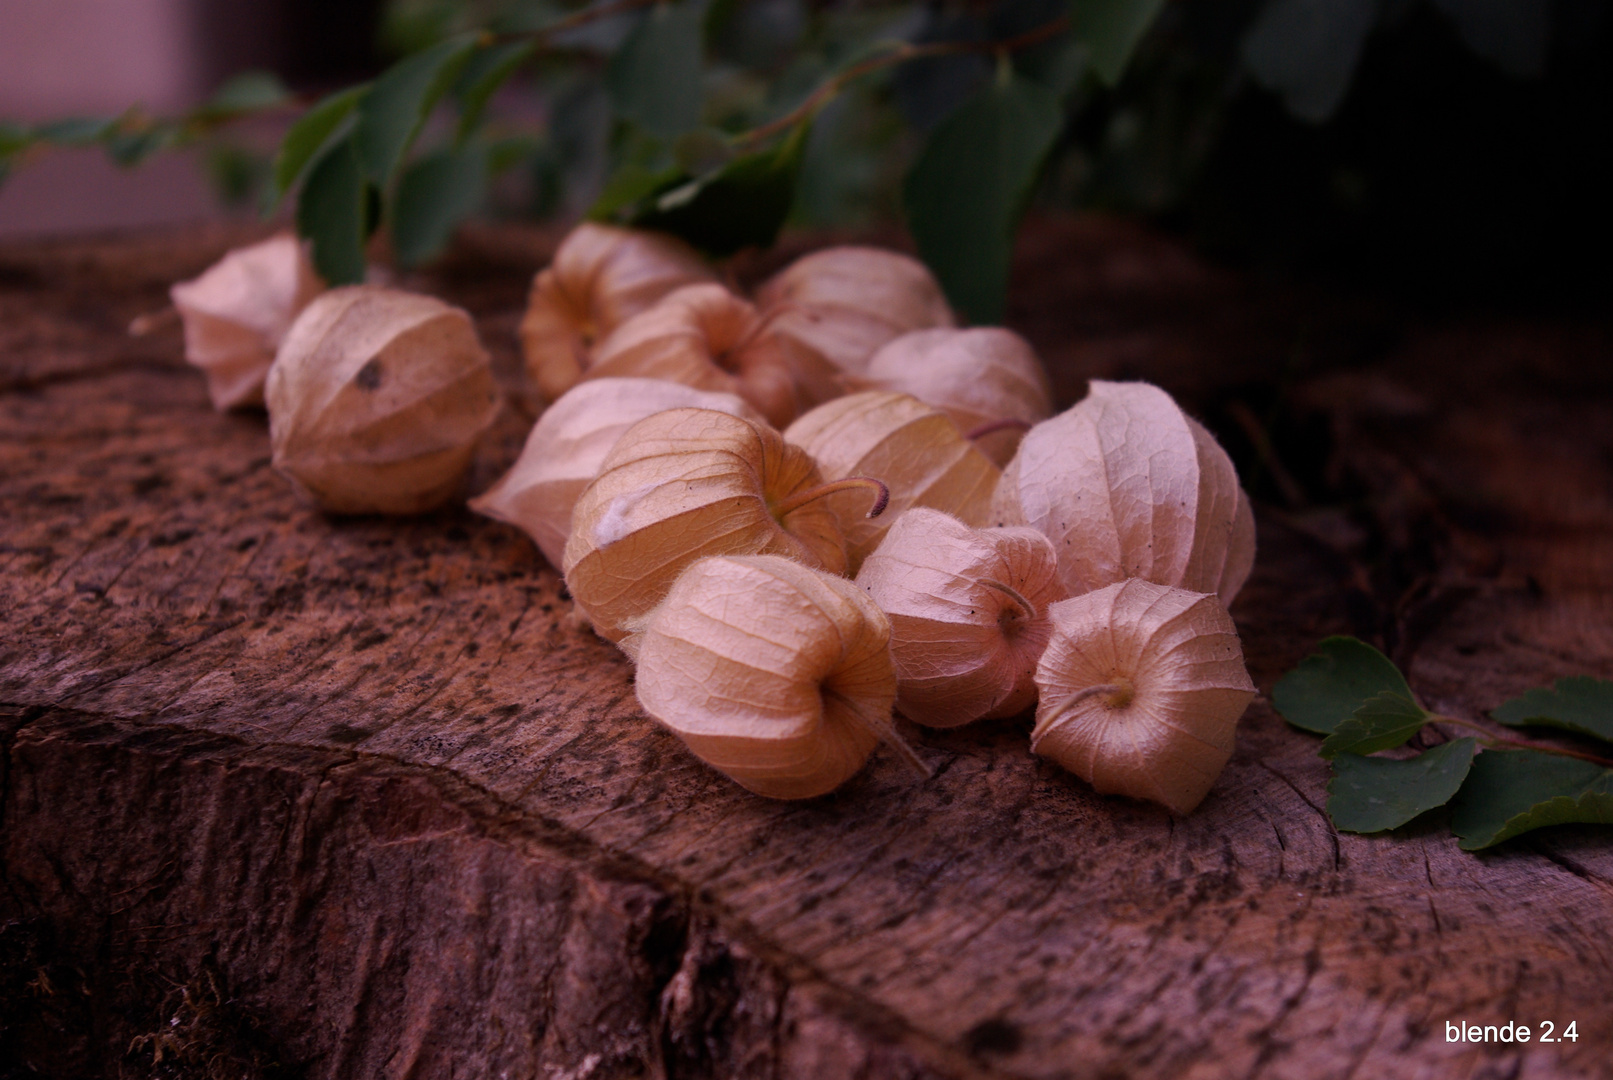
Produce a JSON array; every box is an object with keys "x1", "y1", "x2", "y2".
[
  {"x1": 903, "y1": 71, "x2": 1063, "y2": 324},
  {"x1": 606, "y1": 0, "x2": 709, "y2": 140},
  {"x1": 1450, "y1": 749, "x2": 1613, "y2": 850},
  {"x1": 272, "y1": 86, "x2": 369, "y2": 204},
  {"x1": 1273, "y1": 636, "x2": 1418, "y2": 735},
  {"x1": 392, "y1": 145, "x2": 489, "y2": 266},
  {"x1": 297, "y1": 137, "x2": 372, "y2": 285},
  {"x1": 1326, "y1": 738, "x2": 1477, "y2": 834},
  {"x1": 354, "y1": 35, "x2": 480, "y2": 184}
]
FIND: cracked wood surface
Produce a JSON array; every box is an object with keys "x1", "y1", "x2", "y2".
[{"x1": 2, "y1": 222, "x2": 1611, "y2": 1079}]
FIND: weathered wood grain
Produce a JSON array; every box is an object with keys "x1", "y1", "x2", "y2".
[{"x1": 2, "y1": 221, "x2": 1610, "y2": 1079}]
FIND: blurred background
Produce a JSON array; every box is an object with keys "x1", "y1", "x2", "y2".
[{"x1": 2, "y1": 0, "x2": 1610, "y2": 302}]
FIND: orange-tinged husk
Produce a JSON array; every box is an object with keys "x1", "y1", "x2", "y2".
[
  {"x1": 856, "y1": 509, "x2": 1066, "y2": 727},
  {"x1": 520, "y1": 223, "x2": 714, "y2": 401},
  {"x1": 636, "y1": 554, "x2": 904, "y2": 799},
  {"x1": 563, "y1": 408, "x2": 847, "y2": 648},
  {"x1": 755, "y1": 246, "x2": 955, "y2": 377},
  {"x1": 1031, "y1": 578, "x2": 1256, "y2": 815},
  {"x1": 784, "y1": 391, "x2": 999, "y2": 572},
  {"x1": 856, "y1": 328, "x2": 1052, "y2": 466},
  {"x1": 469, "y1": 378, "x2": 763, "y2": 569},
  {"x1": 170, "y1": 232, "x2": 324, "y2": 410},
  {"x1": 582, "y1": 283, "x2": 840, "y2": 428},
  {"x1": 992, "y1": 380, "x2": 1256, "y2": 604},
  {"x1": 266, "y1": 286, "x2": 500, "y2": 515}
]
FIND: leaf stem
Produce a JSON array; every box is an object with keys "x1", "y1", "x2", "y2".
[
  {"x1": 734, "y1": 14, "x2": 1072, "y2": 150},
  {"x1": 772, "y1": 477, "x2": 889, "y2": 519},
  {"x1": 1429, "y1": 713, "x2": 1613, "y2": 769},
  {"x1": 978, "y1": 578, "x2": 1038, "y2": 622}
]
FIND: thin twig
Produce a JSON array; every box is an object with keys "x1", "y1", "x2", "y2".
[{"x1": 1429, "y1": 713, "x2": 1613, "y2": 770}]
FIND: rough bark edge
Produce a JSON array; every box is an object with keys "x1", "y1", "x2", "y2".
[{"x1": 0, "y1": 704, "x2": 1011, "y2": 1080}]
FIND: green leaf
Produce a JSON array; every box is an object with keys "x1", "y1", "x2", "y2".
[
  {"x1": 1450, "y1": 749, "x2": 1613, "y2": 850},
  {"x1": 902, "y1": 70, "x2": 1062, "y2": 324},
  {"x1": 196, "y1": 71, "x2": 291, "y2": 119},
  {"x1": 610, "y1": 121, "x2": 809, "y2": 257},
  {"x1": 606, "y1": 0, "x2": 708, "y2": 140},
  {"x1": 391, "y1": 145, "x2": 488, "y2": 266},
  {"x1": 271, "y1": 86, "x2": 369, "y2": 204},
  {"x1": 589, "y1": 162, "x2": 686, "y2": 222},
  {"x1": 1272, "y1": 636, "x2": 1417, "y2": 735},
  {"x1": 1492, "y1": 677, "x2": 1613, "y2": 745},
  {"x1": 297, "y1": 138, "x2": 372, "y2": 286},
  {"x1": 1319, "y1": 691, "x2": 1430, "y2": 759},
  {"x1": 1070, "y1": 0, "x2": 1167, "y2": 86},
  {"x1": 105, "y1": 124, "x2": 177, "y2": 167},
  {"x1": 0, "y1": 123, "x2": 31, "y2": 157},
  {"x1": 353, "y1": 35, "x2": 479, "y2": 184},
  {"x1": 34, "y1": 117, "x2": 117, "y2": 145},
  {"x1": 1327, "y1": 739, "x2": 1477, "y2": 834},
  {"x1": 1240, "y1": 0, "x2": 1377, "y2": 123},
  {"x1": 454, "y1": 40, "x2": 537, "y2": 143}
]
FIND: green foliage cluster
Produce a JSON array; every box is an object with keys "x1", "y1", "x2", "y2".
[
  {"x1": 1274, "y1": 637, "x2": 1613, "y2": 850},
  {"x1": 0, "y1": 0, "x2": 1578, "y2": 316}
]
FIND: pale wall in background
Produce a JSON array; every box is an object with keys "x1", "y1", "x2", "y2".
[{"x1": 0, "y1": 0, "x2": 219, "y2": 237}]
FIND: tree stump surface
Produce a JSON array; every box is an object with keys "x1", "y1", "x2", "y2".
[{"x1": 2, "y1": 221, "x2": 1610, "y2": 1080}]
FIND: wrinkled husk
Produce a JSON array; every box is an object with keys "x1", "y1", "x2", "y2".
[
  {"x1": 783, "y1": 391, "x2": 998, "y2": 572},
  {"x1": 1031, "y1": 579, "x2": 1256, "y2": 815},
  {"x1": 992, "y1": 380, "x2": 1256, "y2": 604},
  {"x1": 636, "y1": 554, "x2": 900, "y2": 799},
  {"x1": 266, "y1": 286, "x2": 500, "y2": 515},
  {"x1": 755, "y1": 246, "x2": 955, "y2": 376},
  {"x1": 856, "y1": 509, "x2": 1066, "y2": 727},
  {"x1": 170, "y1": 233, "x2": 324, "y2": 410},
  {"x1": 855, "y1": 328, "x2": 1053, "y2": 466},
  {"x1": 582, "y1": 284, "x2": 840, "y2": 428},
  {"x1": 563, "y1": 408, "x2": 847, "y2": 648},
  {"x1": 520, "y1": 223, "x2": 714, "y2": 401},
  {"x1": 469, "y1": 378, "x2": 763, "y2": 569}
]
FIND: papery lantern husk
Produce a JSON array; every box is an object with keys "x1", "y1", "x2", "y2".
[
  {"x1": 520, "y1": 223, "x2": 715, "y2": 402},
  {"x1": 170, "y1": 232, "x2": 324, "y2": 410},
  {"x1": 266, "y1": 286, "x2": 501, "y2": 515},
  {"x1": 754, "y1": 246, "x2": 956, "y2": 376},
  {"x1": 469, "y1": 378, "x2": 763, "y2": 570},
  {"x1": 1031, "y1": 578, "x2": 1256, "y2": 815},
  {"x1": 856, "y1": 509, "x2": 1066, "y2": 727},
  {"x1": 636, "y1": 554, "x2": 902, "y2": 800},
  {"x1": 563, "y1": 407, "x2": 847, "y2": 648},
  {"x1": 581, "y1": 283, "x2": 840, "y2": 428},
  {"x1": 855, "y1": 328, "x2": 1053, "y2": 466},
  {"x1": 784, "y1": 391, "x2": 999, "y2": 572},
  {"x1": 992, "y1": 380, "x2": 1256, "y2": 604}
]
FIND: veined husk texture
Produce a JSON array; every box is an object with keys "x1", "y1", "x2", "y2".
[
  {"x1": 170, "y1": 232, "x2": 324, "y2": 410},
  {"x1": 469, "y1": 378, "x2": 763, "y2": 570},
  {"x1": 267, "y1": 286, "x2": 500, "y2": 515},
  {"x1": 636, "y1": 554, "x2": 897, "y2": 799},
  {"x1": 582, "y1": 283, "x2": 839, "y2": 428},
  {"x1": 857, "y1": 509, "x2": 1066, "y2": 728},
  {"x1": 856, "y1": 328, "x2": 1053, "y2": 466},
  {"x1": 755, "y1": 246, "x2": 955, "y2": 376},
  {"x1": 784, "y1": 391, "x2": 998, "y2": 572},
  {"x1": 992, "y1": 380, "x2": 1256, "y2": 604},
  {"x1": 520, "y1": 223, "x2": 714, "y2": 402},
  {"x1": 1032, "y1": 579, "x2": 1256, "y2": 815},
  {"x1": 563, "y1": 408, "x2": 847, "y2": 648}
]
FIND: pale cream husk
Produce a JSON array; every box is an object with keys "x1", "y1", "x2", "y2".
[
  {"x1": 170, "y1": 232, "x2": 324, "y2": 410},
  {"x1": 856, "y1": 328, "x2": 1053, "y2": 466},
  {"x1": 563, "y1": 407, "x2": 847, "y2": 647},
  {"x1": 992, "y1": 380, "x2": 1256, "y2": 603},
  {"x1": 1031, "y1": 578, "x2": 1256, "y2": 815},
  {"x1": 582, "y1": 283, "x2": 840, "y2": 428},
  {"x1": 266, "y1": 285, "x2": 500, "y2": 515},
  {"x1": 856, "y1": 509, "x2": 1066, "y2": 728},
  {"x1": 755, "y1": 246, "x2": 956, "y2": 377},
  {"x1": 784, "y1": 391, "x2": 999, "y2": 572},
  {"x1": 636, "y1": 554, "x2": 899, "y2": 800},
  {"x1": 520, "y1": 223, "x2": 714, "y2": 401},
  {"x1": 469, "y1": 378, "x2": 763, "y2": 570}
]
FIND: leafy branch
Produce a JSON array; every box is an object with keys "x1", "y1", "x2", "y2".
[{"x1": 1274, "y1": 636, "x2": 1613, "y2": 850}]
